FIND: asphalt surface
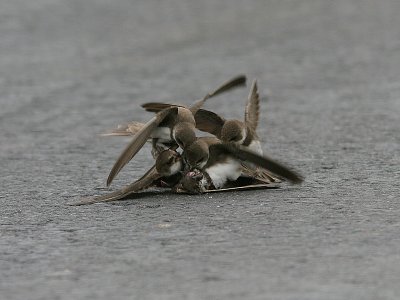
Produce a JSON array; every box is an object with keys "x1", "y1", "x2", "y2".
[{"x1": 1, "y1": 0, "x2": 400, "y2": 299}]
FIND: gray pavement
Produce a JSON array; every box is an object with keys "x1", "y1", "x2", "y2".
[{"x1": 1, "y1": 0, "x2": 400, "y2": 299}]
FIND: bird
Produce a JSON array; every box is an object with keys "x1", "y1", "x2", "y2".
[
  {"x1": 69, "y1": 149, "x2": 184, "y2": 206},
  {"x1": 175, "y1": 168, "x2": 278, "y2": 194},
  {"x1": 141, "y1": 79, "x2": 263, "y2": 155},
  {"x1": 106, "y1": 75, "x2": 247, "y2": 186},
  {"x1": 182, "y1": 137, "x2": 303, "y2": 192},
  {"x1": 142, "y1": 80, "x2": 278, "y2": 181}
]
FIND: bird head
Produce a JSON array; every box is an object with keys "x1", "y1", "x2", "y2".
[
  {"x1": 220, "y1": 120, "x2": 246, "y2": 144},
  {"x1": 156, "y1": 149, "x2": 182, "y2": 176},
  {"x1": 184, "y1": 139, "x2": 209, "y2": 169}
]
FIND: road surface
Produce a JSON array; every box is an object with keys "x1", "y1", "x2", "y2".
[{"x1": 1, "y1": 0, "x2": 399, "y2": 299}]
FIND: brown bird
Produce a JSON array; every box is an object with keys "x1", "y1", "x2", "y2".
[
  {"x1": 69, "y1": 149, "x2": 184, "y2": 206},
  {"x1": 141, "y1": 79, "x2": 264, "y2": 155},
  {"x1": 142, "y1": 80, "x2": 280, "y2": 181},
  {"x1": 176, "y1": 169, "x2": 278, "y2": 194},
  {"x1": 183, "y1": 137, "x2": 303, "y2": 192},
  {"x1": 106, "y1": 75, "x2": 247, "y2": 186}
]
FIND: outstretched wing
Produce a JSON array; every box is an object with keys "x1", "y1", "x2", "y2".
[
  {"x1": 141, "y1": 102, "x2": 183, "y2": 113},
  {"x1": 142, "y1": 75, "x2": 246, "y2": 116},
  {"x1": 194, "y1": 109, "x2": 226, "y2": 137},
  {"x1": 189, "y1": 75, "x2": 247, "y2": 115},
  {"x1": 107, "y1": 107, "x2": 178, "y2": 186},
  {"x1": 244, "y1": 79, "x2": 260, "y2": 132},
  {"x1": 70, "y1": 166, "x2": 160, "y2": 206},
  {"x1": 212, "y1": 143, "x2": 304, "y2": 184}
]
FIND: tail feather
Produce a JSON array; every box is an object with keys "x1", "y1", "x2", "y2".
[{"x1": 241, "y1": 164, "x2": 281, "y2": 183}]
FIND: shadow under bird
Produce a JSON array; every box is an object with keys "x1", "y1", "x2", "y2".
[{"x1": 106, "y1": 75, "x2": 247, "y2": 187}]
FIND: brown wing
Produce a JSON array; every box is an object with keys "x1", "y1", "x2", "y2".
[
  {"x1": 142, "y1": 76, "x2": 246, "y2": 114},
  {"x1": 194, "y1": 109, "x2": 226, "y2": 137},
  {"x1": 208, "y1": 74, "x2": 247, "y2": 98},
  {"x1": 69, "y1": 166, "x2": 160, "y2": 206},
  {"x1": 143, "y1": 75, "x2": 246, "y2": 115},
  {"x1": 189, "y1": 75, "x2": 247, "y2": 115},
  {"x1": 100, "y1": 121, "x2": 145, "y2": 136},
  {"x1": 241, "y1": 164, "x2": 281, "y2": 183},
  {"x1": 106, "y1": 107, "x2": 178, "y2": 186},
  {"x1": 141, "y1": 102, "x2": 183, "y2": 113},
  {"x1": 244, "y1": 79, "x2": 260, "y2": 132},
  {"x1": 211, "y1": 144, "x2": 304, "y2": 184}
]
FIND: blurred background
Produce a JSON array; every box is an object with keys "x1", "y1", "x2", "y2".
[{"x1": 1, "y1": 1, "x2": 399, "y2": 299}]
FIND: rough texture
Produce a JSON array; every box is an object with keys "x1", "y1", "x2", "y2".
[{"x1": 1, "y1": 1, "x2": 399, "y2": 299}]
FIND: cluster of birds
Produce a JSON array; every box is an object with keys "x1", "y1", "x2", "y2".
[{"x1": 72, "y1": 75, "x2": 303, "y2": 206}]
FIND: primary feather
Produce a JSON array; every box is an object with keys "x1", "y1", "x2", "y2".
[{"x1": 244, "y1": 80, "x2": 260, "y2": 132}]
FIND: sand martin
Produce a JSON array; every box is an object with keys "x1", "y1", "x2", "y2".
[
  {"x1": 183, "y1": 137, "x2": 303, "y2": 191},
  {"x1": 176, "y1": 169, "x2": 279, "y2": 194},
  {"x1": 142, "y1": 79, "x2": 263, "y2": 155},
  {"x1": 106, "y1": 75, "x2": 246, "y2": 186},
  {"x1": 142, "y1": 80, "x2": 280, "y2": 181}
]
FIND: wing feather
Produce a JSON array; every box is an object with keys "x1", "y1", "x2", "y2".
[
  {"x1": 189, "y1": 75, "x2": 247, "y2": 114},
  {"x1": 213, "y1": 144, "x2": 304, "y2": 184},
  {"x1": 244, "y1": 80, "x2": 260, "y2": 132},
  {"x1": 70, "y1": 166, "x2": 160, "y2": 206},
  {"x1": 194, "y1": 109, "x2": 225, "y2": 137},
  {"x1": 141, "y1": 102, "x2": 182, "y2": 113},
  {"x1": 241, "y1": 164, "x2": 281, "y2": 183},
  {"x1": 106, "y1": 107, "x2": 177, "y2": 186}
]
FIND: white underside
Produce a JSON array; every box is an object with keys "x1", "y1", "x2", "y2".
[
  {"x1": 246, "y1": 140, "x2": 263, "y2": 155},
  {"x1": 237, "y1": 128, "x2": 247, "y2": 144},
  {"x1": 240, "y1": 140, "x2": 263, "y2": 169},
  {"x1": 152, "y1": 126, "x2": 171, "y2": 140},
  {"x1": 169, "y1": 160, "x2": 182, "y2": 175},
  {"x1": 150, "y1": 127, "x2": 173, "y2": 158},
  {"x1": 205, "y1": 158, "x2": 242, "y2": 189}
]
